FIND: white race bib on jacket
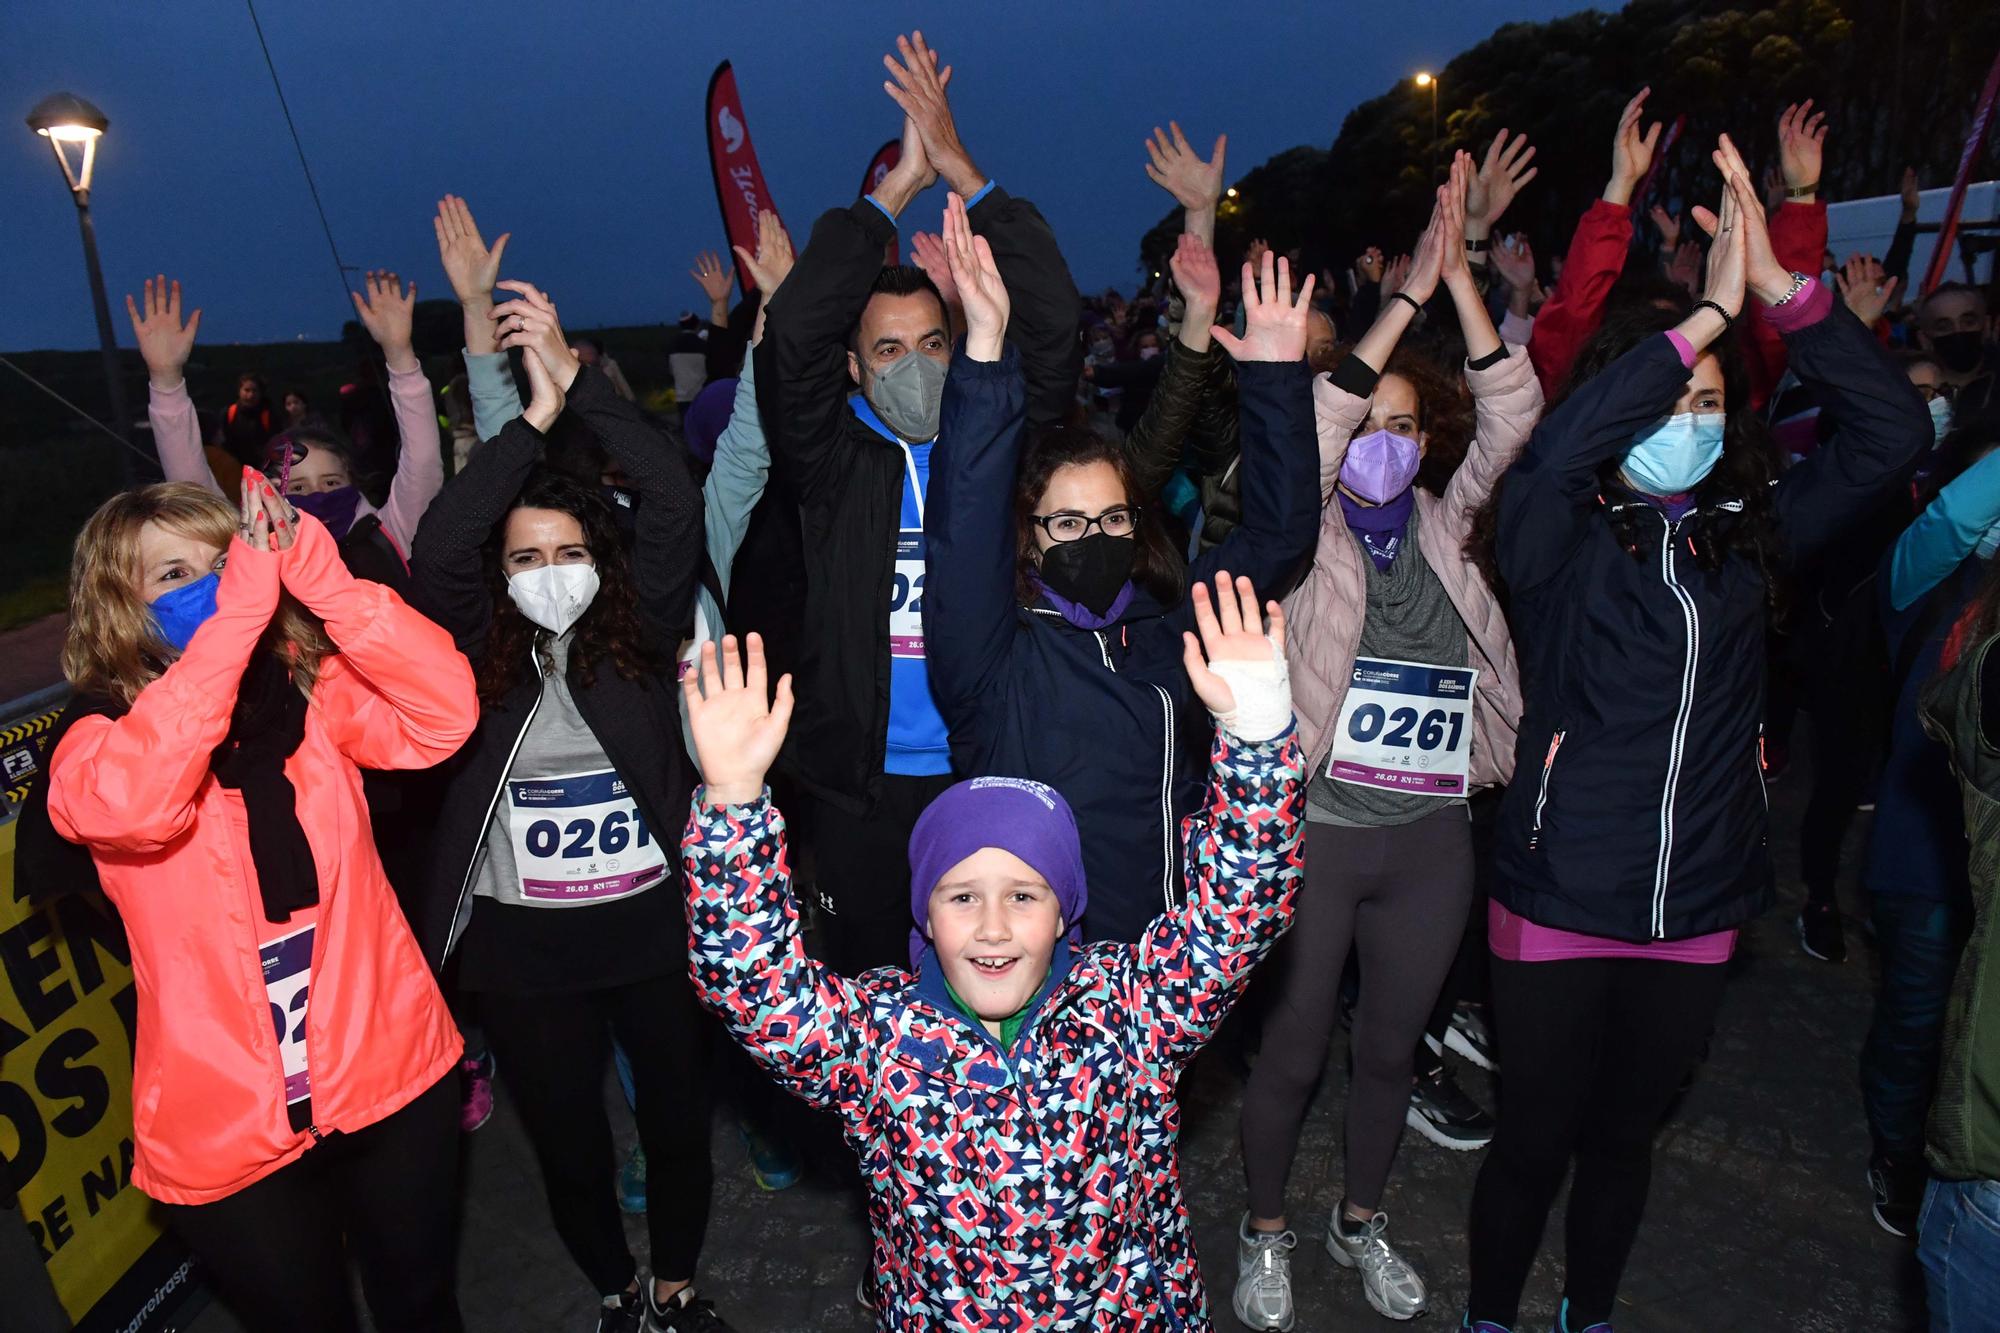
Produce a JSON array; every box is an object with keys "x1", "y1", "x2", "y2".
[
  {"x1": 260, "y1": 923, "x2": 314, "y2": 1108},
  {"x1": 506, "y1": 768, "x2": 667, "y2": 904},
  {"x1": 1326, "y1": 658, "x2": 1480, "y2": 797}
]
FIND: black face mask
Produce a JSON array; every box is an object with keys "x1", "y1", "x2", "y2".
[
  {"x1": 1930, "y1": 331, "x2": 1986, "y2": 376},
  {"x1": 1038, "y1": 533, "x2": 1136, "y2": 615}
]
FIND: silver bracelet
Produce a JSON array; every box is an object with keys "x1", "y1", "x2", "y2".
[{"x1": 1769, "y1": 271, "x2": 1811, "y2": 308}]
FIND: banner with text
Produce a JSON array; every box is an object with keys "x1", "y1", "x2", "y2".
[
  {"x1": 1922, "y1": 48, "x2": 2000, "y2": 296},
  {"x1": 706, "y1": 61, "x2": 783, "y2": 297}
]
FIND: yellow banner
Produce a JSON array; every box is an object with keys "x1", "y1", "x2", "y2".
[{"x1": 0, "y1": 816, "x2": 170, "y2": 1323}]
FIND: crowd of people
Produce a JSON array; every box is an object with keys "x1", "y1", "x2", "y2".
[{"x1": 15, "y1": 25, "x2": 2000, "y2": 1333}]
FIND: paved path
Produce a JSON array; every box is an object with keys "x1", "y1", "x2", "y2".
[{"x1": 190, "y1": 753, "x2": 1924, "y2": 1331}]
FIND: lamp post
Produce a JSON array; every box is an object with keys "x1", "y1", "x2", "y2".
[
  {"x1": 27, "y1": 92, "x2": 133, "y2": 459},
  {"x1": 1414, "y1": 71, "x2": 1440, "y2": 182}
]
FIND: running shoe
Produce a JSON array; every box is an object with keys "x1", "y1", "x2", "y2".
[
  {"x1": 617, "y1": 1144, "x2": 648, "y2": 1214},
  {"x1": 1867, "y1": 1152, "x2": 1923, "y2": 1238},
  {"x1": 1552, "y1": 1298, "x2": 1613, "y2": 1332},
  {"x1": 1445, "y1": 1002, "x2": 1497, "y2": 1071},
  {"x1": 1232, "y1": 1214, "x2": 1297, "y2": 1331},
  {"x1": 458, "y1": 1048, "x2": 495, "y2": 1133},
  {"x1": 1460, "y1": 1317, "x2": 1512, "y2": 1333},
  {"x1": 855, "y1": 1265, "x2": 879, "y2": 1312},
  {"x1": 741, "y1": 1123, "x2": 802, "y2": 1191},
  {"x1": 597, "y1": 1291, "x2": 645, "y2": 1333},
  {"x1": 1797, "y1": 902, "x2": 1846, "y2": 964},
  {"x1": 645, "y1": 1284, "x2": 735, "y2": 1333},
  {"x1": 1406, "y1": 1064, "x2": 1495, "y2": 1150},
  {"x1": 1326, "y1": 1209, "x2": 1427, "y2": 1320}
]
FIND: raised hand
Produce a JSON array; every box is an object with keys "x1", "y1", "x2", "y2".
[
  {"x1": 1466, "y1": 128, "x2": 1537, "y2": 233},
  {"x1": 1605, "y1": 87, "x2": 1663, "y2": 206},
  {"x1": 731, "y1": 209, "x2": 796, "y2": 299},
  {"x1": 238, "y1": 467, "x2": 299, "y2": 553},
  {"x1": 1210, "y1": 250, "x2": 1315, "y2": 363},
  {"x1": 1490, "y1": 233, "x2": 1536, "y2": 292},
  {"x1": 691, "y1": 249, "x2": 735, "y2": 323},
  {"x1": 1836, "y1": 253, "x2": 1899, "y2": 326},
  {"x1": 1900, "y1": 166, "x2": 1921, "y2": 221},
  {"x1": 1711, "y1": 133, "x2": 1790, "y2": 304},
  {"x1": 1355, "y1": 247, "x2": 1386, "y2": 285},
  {"x1": 1180, "y1": 572, "x2": 1285, "y2": 720},
  {"x1": 1381, "y1": 253, "x2": 1413, "y2": 298},
  {"x1": 1690, "y1": 153, "x2": 1749, "y2": 320},
  {"x1": 908, "y1": 230, "x2": 961, "y2": 312},
  {"x1": 1169, "y1": 232, "x2": 1222, "y2": 318},
  {"x1": 1439, "y1": 153, "x2": 1475, "y2": 286},
  {"x1": 883, "y1": 30, "x2": 982, "y2": 196},
  {"x1": 1777, "y1": 99, "x2": 1826, "y2": 199},
  {"x1": 1398, "y1": 188, "x2": 1452, "y2": 306},
  {"x1": 1649, "y1": 203, "x2": 1681, "y2": 251},
  {"x1": 685, "y1": 634, "x2": 795, "y2": 807},
  {"x1": 126, "y1": 275, "x2": 202, "y2": 389},
  {"x1": 492, "y1": 279, "x2": 581, "y2": 393},
  {"x1": 433, "y1": 195, "x2": 508, "y2": 307},
  {"x1": 350, "y1": 270, "x2": 418, "y2": 372},
  {"x1": 1665, "y1": 240, "x2": 1704, "y2": 296},
  {"x1": 1144, "y1": 120, "x2": 1227, "y2": 214},
  {"x1": 942, "y1": 191, "x2": 1008, "y2": 362},
  {"x1": 516, "y1": 337, "x2": 566, "y2": 434}
]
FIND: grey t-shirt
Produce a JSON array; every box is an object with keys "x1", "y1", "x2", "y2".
[{"x1": 1308, "y1": 504, "x2": 1471, "y2": 828}]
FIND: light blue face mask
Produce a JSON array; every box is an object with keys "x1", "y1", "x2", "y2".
[
  {"x1": 1930, "y1": 395, "x2": 1954, "y2": 448},
  {"x1": 1622, "y1": 412, "x2": 1726, "y2": 496}
]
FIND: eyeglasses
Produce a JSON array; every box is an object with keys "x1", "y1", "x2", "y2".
[{"x1": 1031, "y1": 505, "x2": 1140, "y2": 543}]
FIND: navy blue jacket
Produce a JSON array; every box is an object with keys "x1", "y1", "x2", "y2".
[
  {"x1": 1495, "y1": 310, "x2": 1931, "y2": 941},
  {"x1": 923, "y1": 347, "x2": 1317, "y2": 943}
]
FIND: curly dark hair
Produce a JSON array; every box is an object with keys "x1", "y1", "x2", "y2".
[
  {"x1": 477, "y1": 470, "x2": 660, "y2": 701},
  {"x1": 1466, "y1": 304, "x2": 1783, "y2": 608},
  {"x1": 1014, "y1": 427, "x2": 1185, "y2": 607}
]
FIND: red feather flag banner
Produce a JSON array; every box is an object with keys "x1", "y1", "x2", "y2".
[
  {"x1": 861, "y1": 138, "x2": 903, "y2": 263},
  {"x1": 705, "y1": 61, "x2": 782, "y2": 296},
  {"x1": 1922, "y1": 48, "x2": 2000, "y2": 297}
]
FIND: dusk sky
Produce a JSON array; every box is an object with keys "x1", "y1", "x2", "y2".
[{"x1": 8, "y1": 1, "x2": 1601, "y2": 351}]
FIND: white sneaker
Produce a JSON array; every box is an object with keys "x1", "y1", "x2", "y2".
[
  {"x1": 1232, "y1": 1214, "x2": 1298, "y2": 1331},
  {"x1": 1325, "y1": 1209, "x2": 1427, "y2": 1321}
]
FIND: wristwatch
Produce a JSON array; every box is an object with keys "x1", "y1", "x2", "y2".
[{"x1": 1769, "y1": 271, "x2": 1811, "y2": 307}]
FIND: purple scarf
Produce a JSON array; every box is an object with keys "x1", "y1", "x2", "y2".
[
  {"x1": 1339, "y1": 486, "x2": 1415, "y2": 571},
  {"x1": 1034, "y1": 577, "x2": 1136, "y2": 630}
]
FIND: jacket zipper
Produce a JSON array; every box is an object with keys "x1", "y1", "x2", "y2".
[
  {"x1": 1153, "y1": 685, "x2": 1176, "y2": 912},
  {"x1": 231, "y1": 796, "x2": 330, "y2": 1143},
  {"x1": 1755, "y1": 723, "x2": 1769, "y2": 814},
  {"x1": 1654, "y1": 518, "x2": 1701, "y2": 940},
  {"x1": 442, "y1": 643, "x2": 546, "y2": 961},
  {"x1": 1527, "y1": 729, "x2": 1566, "y2": 851}
]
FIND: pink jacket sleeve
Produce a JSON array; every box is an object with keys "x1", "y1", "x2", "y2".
[
  {"x1": 1745, "y1": 201, "x2": 1829, "y2": 411},
  {"x1": 1441, "y1": 350, "x2": 1545, "y2": 527},
  {"x1": 1310, "y1": 373, "x2": 1376, "y2": 504},
  {"x1": 49, "y1": 540, "x2": 280, "y2": 852},
  {"x1": 148, "y1": 381, "x2": 225, "y2": 497},
  {"x1": 1526, "y1": 199, "x2": 1634, "y2": 398},
  {"x1": 375, "y1": 366, "x2": 447, "y2": 555},
  {"x1": 282, "y1": 515, "x2": 477, "y2": 770}
]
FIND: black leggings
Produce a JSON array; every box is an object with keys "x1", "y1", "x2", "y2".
[
  {"x1": 164, "y1": 1072, "x2": 461, "y2": 1333},
  {"x1": 1467, "y1": 954, "x2": 1728, "y2": 1328},
  {"x1": 1241, "y1": 808, "x2": 1473, "y2": 1218},
  {"x1": 482, "y1": 969, "x2": 714, "y2": 1295}
]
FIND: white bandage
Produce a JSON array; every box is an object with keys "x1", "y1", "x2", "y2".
[{"x1": 1208, "y1": 641, "x2": 1294, "y2": 744}]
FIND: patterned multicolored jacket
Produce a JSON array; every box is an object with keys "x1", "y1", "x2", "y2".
[{"x1": 683, "y1": 730, "x2": 1304, "y2": 1330}]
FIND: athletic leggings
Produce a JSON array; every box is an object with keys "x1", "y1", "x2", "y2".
[
  {"x1": 482, "y1": 969, "x2": 714, "y2": 1295},
  {"x1": 1467, "y1": 953, "x2": 1729, "y2": 1328},
  {"x1": 1241, "y1": 807, "x2": 1473, "y2": 1218},
  {"x1": 164, "y1": 1072, "x2": 461, "y2": 1333}
]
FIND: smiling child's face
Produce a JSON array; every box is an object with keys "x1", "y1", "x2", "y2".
[{"x1": 925, "y1": 847, "x2": 1063, "y2": 1036}]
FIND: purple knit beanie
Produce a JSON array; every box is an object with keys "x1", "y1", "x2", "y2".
[
  {"x1": 907, "y1": 776, "x2": 1088, "y2": 967},
  {"x1": 683, "y1": 376, "x2": 738, "y2": 466}
]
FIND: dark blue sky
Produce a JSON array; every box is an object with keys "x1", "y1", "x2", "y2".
[{"x1": 7, "y1": 1, "x2": 1600, "y2": 350}]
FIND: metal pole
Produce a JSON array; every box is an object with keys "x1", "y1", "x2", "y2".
[{"x1": 71, "y1": 191, "x2": 134, "y2": 480}]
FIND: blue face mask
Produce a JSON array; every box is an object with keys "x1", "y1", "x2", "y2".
[
  {"x1": 149, "y1": 572, "x2": 221, "y2": 651},
  {"x1": 1622, "y1": 412, "x2": 1726, "y2": 496}
]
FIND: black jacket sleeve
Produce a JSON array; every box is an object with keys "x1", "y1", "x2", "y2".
[
  {"x1": 564, "y1": 365, "x2": 705, "y2": 656},
  {"x1": 1124, "y1": 340, "x2": 1222, "y2": 501},
  {"x1": 1773, "y1": 307, "x2": 1934, "y2": 567},
  {"x1": 755, "y1": 200, "x2": 900, "y2": 507},
  {"x1": 967, "y1": 186, "x2": 1083, "y2": 434},
  {"x1": 1883, "y1": 215, "x2": 1917, "y2": 289},
  {"x1": 408, "y1": 413, "x2": 546, "y2": 662}
]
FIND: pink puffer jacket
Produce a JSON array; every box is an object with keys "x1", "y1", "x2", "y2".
[{"x1": 1282, "y1": 347, "x2": 1543, "y2": 787}]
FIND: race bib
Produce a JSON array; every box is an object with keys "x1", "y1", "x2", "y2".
[
  {"x1": 1326, "y1": 657, "x2": 1480, "y2": 797},
  {"x1": 260, "y1": 924, "x2": 314, "y2": 1107},
  {"x1": 506, "y1": 768, "x2": 667, "y2": 904},
  {"x1": 890, "y1": 529, "x2": 926, "y2": 659}
]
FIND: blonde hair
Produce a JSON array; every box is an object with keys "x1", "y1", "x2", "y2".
[{"x1": 63, "y1": 483, "x2": 331, "y2": 707}]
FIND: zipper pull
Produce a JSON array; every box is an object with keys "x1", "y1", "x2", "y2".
[{"x1": 306, "y1": 1124, "x2": 324, "y2": 1144}]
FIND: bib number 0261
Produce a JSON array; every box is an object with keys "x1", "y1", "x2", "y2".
[
  {"x1": 1345, "y1": 702, "x2": 1464, "y2": 753},
  {"x1": 522, "y1": 808, "x2": 652, "y2": 861}
]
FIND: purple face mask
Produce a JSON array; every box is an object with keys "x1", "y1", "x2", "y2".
[
  {"x1": 1339, "y1": 429, "x2": 1421, "y2": 505},
  {"x1": 291, "y1": 485, "x2": 363, "y2": 541}
]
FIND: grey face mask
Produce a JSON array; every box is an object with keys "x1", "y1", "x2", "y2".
[{"x1": 867, "y1": 351, "x2": 947, "y2": 442}]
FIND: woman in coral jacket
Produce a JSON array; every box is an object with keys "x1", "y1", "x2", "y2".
[{"x1": 46, "y1": 474, "x2": 477, "y2": 1333}]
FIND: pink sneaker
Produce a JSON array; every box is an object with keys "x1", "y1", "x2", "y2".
[{"x1": 459, "y1": 1049, "x2": 495, "y2": 1133}]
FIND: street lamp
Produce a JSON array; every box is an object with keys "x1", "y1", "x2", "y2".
[
  {"x1": 1414, "y1": 71, "x2": 1440, "y2": 182},
  {"x1": 28, "y1": 92, "x2": 133, "y2": 459}
]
